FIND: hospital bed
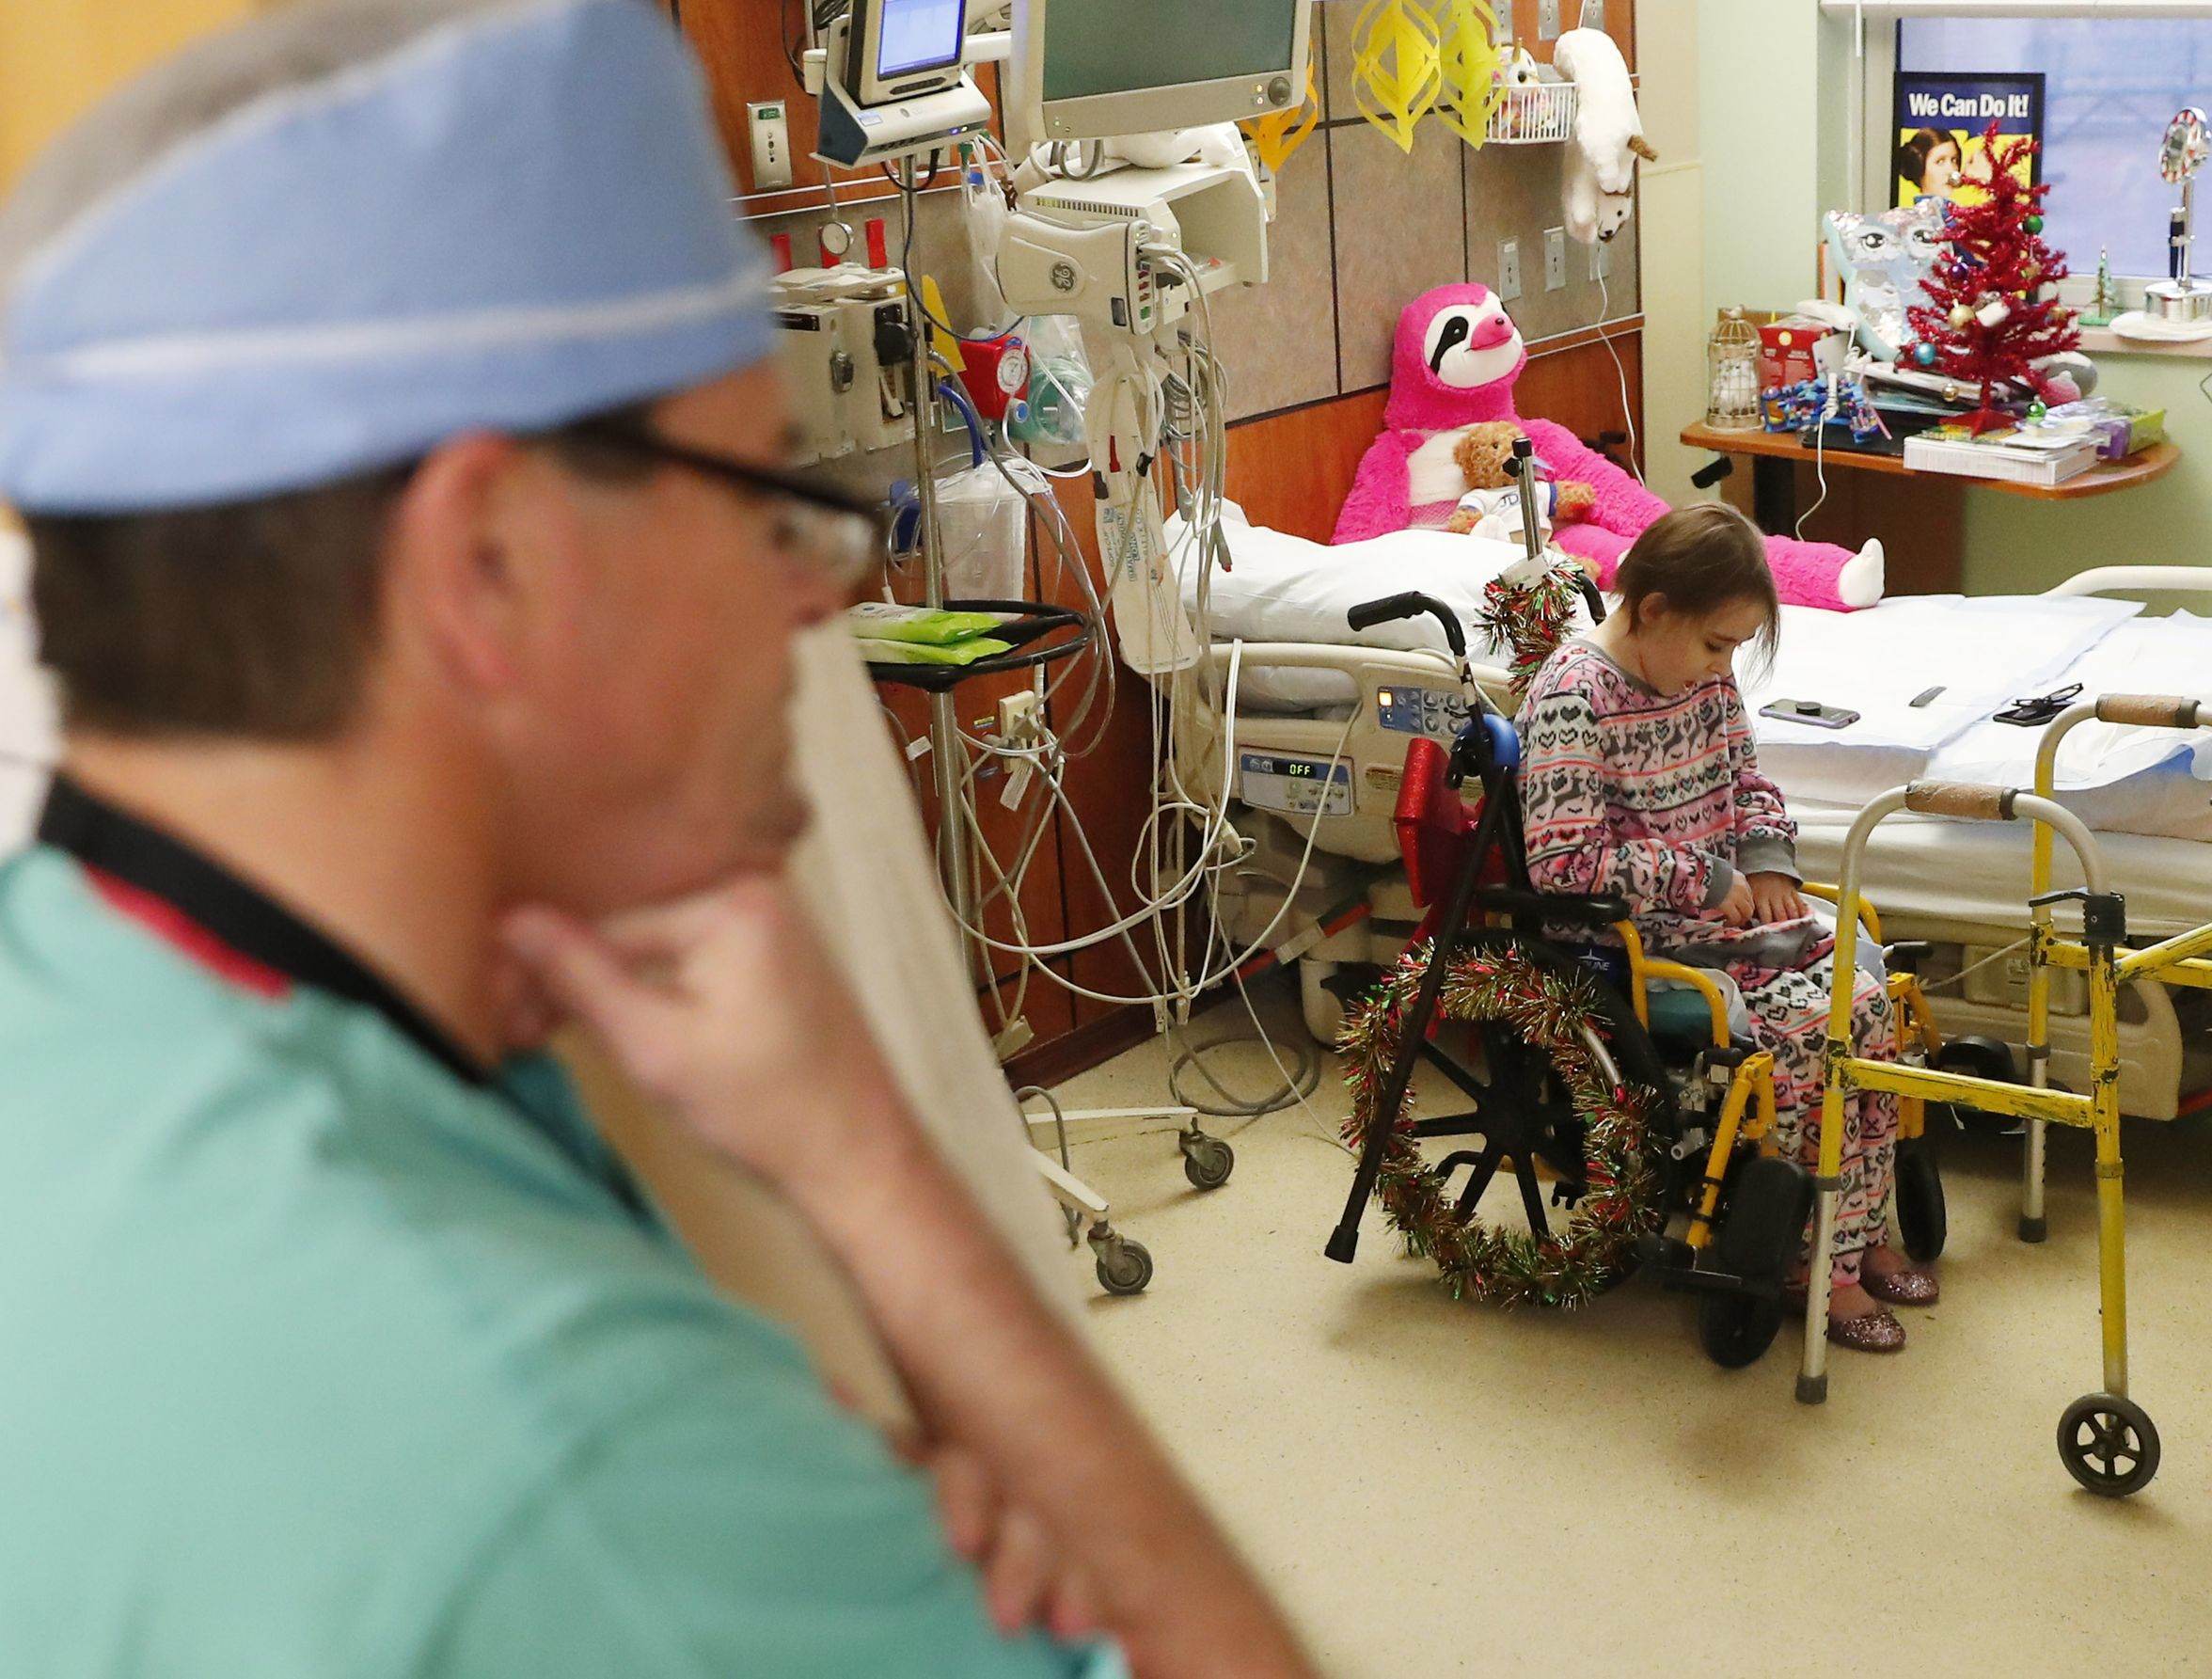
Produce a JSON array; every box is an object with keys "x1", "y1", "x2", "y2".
[{"x1": 1167, "y1": 513, "x2": 2212, "y2": 1119}]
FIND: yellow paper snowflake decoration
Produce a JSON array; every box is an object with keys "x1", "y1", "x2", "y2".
[
  {"x1": 1432, "y1": 0, "x2": 1504, "y2": 149},
  {"x1": 1350, "y1": 0, "x2": 1443, "y2": 154}
]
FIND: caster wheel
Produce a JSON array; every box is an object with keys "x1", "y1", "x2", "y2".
[
  {"x1": 2058, "y1": 1392, "x2": 2160, "y2": 1497},
  {"x1": 1181, "y1": 1134, "x2": 1235, "y2": 1191},
  {"x1": 1697, "y1": 1292, "x2": 1783, "y2": 1370},
  {"x1": 1896, "y1": 1136, "x2": 1947, "y2": 1263},
  {"x1": 1096, "y1": 1239, "x2": 1155, "y2": 1297}
]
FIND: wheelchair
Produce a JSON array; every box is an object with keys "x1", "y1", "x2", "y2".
[{"x1": 1322, "y1": 590, "x2": 1966, "y2": 1370}]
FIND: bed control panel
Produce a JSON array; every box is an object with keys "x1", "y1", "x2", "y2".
[
  {"x1": 1376, "y1": 685, "x2": 1471, "y2": 739},
  {"x1": 1240, "y1": 752, "x2": 1354, "y2": 818}
]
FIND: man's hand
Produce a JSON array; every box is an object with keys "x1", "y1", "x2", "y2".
[
  {"x1": 1747, "y1": 871, "x2": 1808, "y2": 925},
  {"x1": 897, "y1": 1435, "x2": 1099, "y2": 1642},
  {"x1": 502, "y1": 879, "x2": 894, "y2": 1190},
  {"x1": 1715, "y1": 872, "x2": 1756, "y2": 927}
]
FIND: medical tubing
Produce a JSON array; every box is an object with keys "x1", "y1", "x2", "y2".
[{"x1": 1168, "y1": 1017, "x2": 1321, "y2": 1118}]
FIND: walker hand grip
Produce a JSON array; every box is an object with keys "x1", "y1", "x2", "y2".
[
  {"x1": 1347, "y1": 592, "x2": 1468, "y2": 660},
  {"x1": 2094, "y1": 693, "x2": 2204, "y2": 730},
  {"x1": 1904, "y1": 781, "x2": 2016, "y2": 821}
]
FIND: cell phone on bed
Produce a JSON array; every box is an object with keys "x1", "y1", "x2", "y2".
[{"x1": 1759, "y1": 698, "x2": 1860, "y2": 731}]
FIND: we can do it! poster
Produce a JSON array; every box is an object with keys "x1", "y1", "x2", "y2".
[{"x1": 1892, "y1": 72, "x2": 2046, "y2": 209}]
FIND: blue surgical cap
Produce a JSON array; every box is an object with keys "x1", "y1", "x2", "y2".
[{"x1": 0, "y1": 0, "x2": 772, "y2": 514}]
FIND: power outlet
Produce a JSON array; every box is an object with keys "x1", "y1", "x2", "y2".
[
  {"x1": 747, "y1": 100, "x2": 794, "y2": 192},
  {"x1": 1579, "y1": 0, "x2": 1605, "y2": 27},
  {"x1": 1537, "y1": 0, "x2": 1562, "y2": 40},
  {"x1": 1587, "y1": 237, "x2": 1612, "y2": 282},
  {"x1": 1498, "y1": 239, "x2": 1523, "y2": 301},
  {"x1": 1543, "y1": 227, "x2": 1568, "y2": 291}
]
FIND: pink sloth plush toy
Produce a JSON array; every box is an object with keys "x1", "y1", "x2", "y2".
[{"x1": 1332, "y1": 283, "x2": 1884, "y2": 610}]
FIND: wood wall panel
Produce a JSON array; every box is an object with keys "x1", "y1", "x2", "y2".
[{"x1": 1224, "y1": 391, "x2": 1390, "y2": 543}]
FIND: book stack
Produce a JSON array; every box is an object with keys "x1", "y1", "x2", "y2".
[{"x1": 1903, "y1": 422, "x2": 2103, "y2": 487}]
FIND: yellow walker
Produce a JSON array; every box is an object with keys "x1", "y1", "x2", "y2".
[{"x1": 1802, "y1": 693, "x2": 2212, "y2": 1497}]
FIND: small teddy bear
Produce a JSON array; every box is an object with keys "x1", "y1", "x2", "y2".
[{"x1": 1443, "y1": 420, "x2": 1596, "y2": 542}]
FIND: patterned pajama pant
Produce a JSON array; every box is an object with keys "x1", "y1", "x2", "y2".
[{"x1": 1730, "y1": 950, "x2": 1900, "y2": 1289}]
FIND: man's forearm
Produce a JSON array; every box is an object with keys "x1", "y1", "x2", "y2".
[{"x1": 776, "y1": 1080, "x2": 1312, "y2": 1679}]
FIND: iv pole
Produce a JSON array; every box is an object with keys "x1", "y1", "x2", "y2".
[{"x1": 902, "y1": 153, "x2": 984, "y2": 968}]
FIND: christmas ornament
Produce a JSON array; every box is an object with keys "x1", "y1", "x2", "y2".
[
  {"x1": 1949, "y1": 303, "x2": 1973, "y2": 328},
  {"x1": 2028, "y1": 399, "x2": 2047, "y2": 422},
  {"x1": 1338, "y1": 938, "x2": 1664, "y2": 1309},
  {"x1": 1914, "y1": 341, "x2": 1937, "y2": 367},
  {"x1": 1904, "y1": 119, "x2": 2080, "y2": 434}
]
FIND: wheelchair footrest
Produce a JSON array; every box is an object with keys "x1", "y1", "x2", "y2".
[
  {"x1": 1635, "y1": 1232, "x2": 1790, "y2": 1305},
  {"x1": 1652, "y1": 1261, "x2": 1787, "y2": 1303}
]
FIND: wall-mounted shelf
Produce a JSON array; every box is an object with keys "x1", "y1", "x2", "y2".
[{"x1": 1486, "y1": 81, "x2": 1576, "y2": 145}]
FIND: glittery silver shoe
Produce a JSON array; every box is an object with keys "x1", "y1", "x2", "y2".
[
  {"x1": 1826, "y1": 1306, "x2": 1906, "y2": 1353},
  {"x1": 1863, "y1": 1266, "x2": 1940, "y2": 1307}
]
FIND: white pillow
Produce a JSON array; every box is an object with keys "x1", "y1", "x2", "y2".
[{"x1": 1166, "y1": 502, "x2": 1588, "y2": 709}]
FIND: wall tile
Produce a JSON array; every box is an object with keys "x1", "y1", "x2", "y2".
[
  {"x1": 1320, "y1": 0, "x2": 1356, "y2": 122},
  {"x1": 1330, "y1": 120, "x2": 1469, "y2": 392},
  {"x1": 1207, "y1": 135, "x2": 1341, "y2": 421},
  {"x1": 1464, "y1": 141, "x2": 1642, "y2": 345}
]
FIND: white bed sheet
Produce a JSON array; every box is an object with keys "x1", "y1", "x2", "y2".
[
  {"x1": 1746, "y1": 594, "x2": 2141, "y2": 807},
  {"x1": 1773, "y1": 612, "x2": 2212, "y2": 842}
]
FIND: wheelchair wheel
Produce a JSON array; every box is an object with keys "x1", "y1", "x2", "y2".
[
  {"x1": 1714, "y1": 1154, "x2": 1812, "y2": 1274},
  {"x1": 1934, "y1": 1036, "x2": 2020, "y2": 1134},
  {"x1": 1895, "y1": 1135, "x2": 1947, "y2": 1262},
  {"x1": 1698, "y1": 1292, "x2": 1783, "y2": 1369},
  {"x1": 1341, "y1": 928, "x2": 1676, "y2": 1307}
]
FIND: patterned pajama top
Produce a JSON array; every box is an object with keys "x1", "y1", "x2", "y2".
[{"x1": 1516, "y1": 637, "x2": 1814, "y2": 968}]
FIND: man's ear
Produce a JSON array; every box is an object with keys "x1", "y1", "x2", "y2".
[{"x1": 383, "y1": 433, "x2": 581, "y2": 700}]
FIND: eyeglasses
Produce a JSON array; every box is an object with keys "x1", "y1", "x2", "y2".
[
  {"x1": 561, "y1": 419, "x2": 889, "y2": 586},
  {"x1": 1994, "y1": 683, "x2": 2084, "y2": 727}
]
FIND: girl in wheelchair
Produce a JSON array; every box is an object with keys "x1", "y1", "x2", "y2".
[{"x1": 1518, "y1": 504, "x2": 1936, "y2": 1352}]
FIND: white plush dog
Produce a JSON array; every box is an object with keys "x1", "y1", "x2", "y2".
[{"x1": 1554, "y1": 27, "x2": 1654, "y2": 246}]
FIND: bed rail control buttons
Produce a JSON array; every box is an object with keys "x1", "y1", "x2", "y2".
[
  {"x1": 1240, "y1": 752, "x2": 1354, "y2": 817},
  {"x1": 1377, "y1": 685, "x2": 1470, "y2": 737}
]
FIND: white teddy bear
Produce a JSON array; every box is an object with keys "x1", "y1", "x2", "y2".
[{"x1": 1554, "y1": 27, "x2": 1653, "y2": 246}]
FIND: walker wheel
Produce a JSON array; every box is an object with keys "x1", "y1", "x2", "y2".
[
  {"x1": 2058, "y1": 1392, "x2": 2160, "y2": 1497},
  {"x1": 1895, "y1": 1136, "x2": 1947, "y2": 1263},
  {"x1": 1697, "y1": 1292, "x2": 1783, "y2": 1370},
  {"x1": 1096, "y1": 1238, "x2": 1155, "y2": 1297},
  {"x1": 1181, "y1": 1133, "x2": 1235, "y2": 1191}
]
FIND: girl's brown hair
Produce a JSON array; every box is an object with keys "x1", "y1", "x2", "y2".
[{"x1": 1614, "y1": 502, "x2": 1780, "y2": 669}]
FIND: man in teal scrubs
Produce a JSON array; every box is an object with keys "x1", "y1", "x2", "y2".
[{"x1": 0, "y1": 2, "x2": 1311, "y2": 1673}]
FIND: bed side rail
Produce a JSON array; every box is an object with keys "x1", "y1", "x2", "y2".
[{"x1": 2046, "y1": 566, "x2": 2212, "y2": 602}]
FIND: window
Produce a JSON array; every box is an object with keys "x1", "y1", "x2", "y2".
[{"x1": 1899, "y1": 19, "x2": 2212, "y2": 277}]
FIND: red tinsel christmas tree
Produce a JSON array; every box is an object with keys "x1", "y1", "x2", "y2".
[{"x1": 1904, "y1": 119, "x2": 2080, "y2": 435}]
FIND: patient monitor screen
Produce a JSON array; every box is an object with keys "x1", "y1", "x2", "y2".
[
  {"x1": 877, "y1": 0, "x2": 966, "y2": 80},
  {"x1": 1042, "y1": 0, "x2": 1299, "y2": 101}
]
